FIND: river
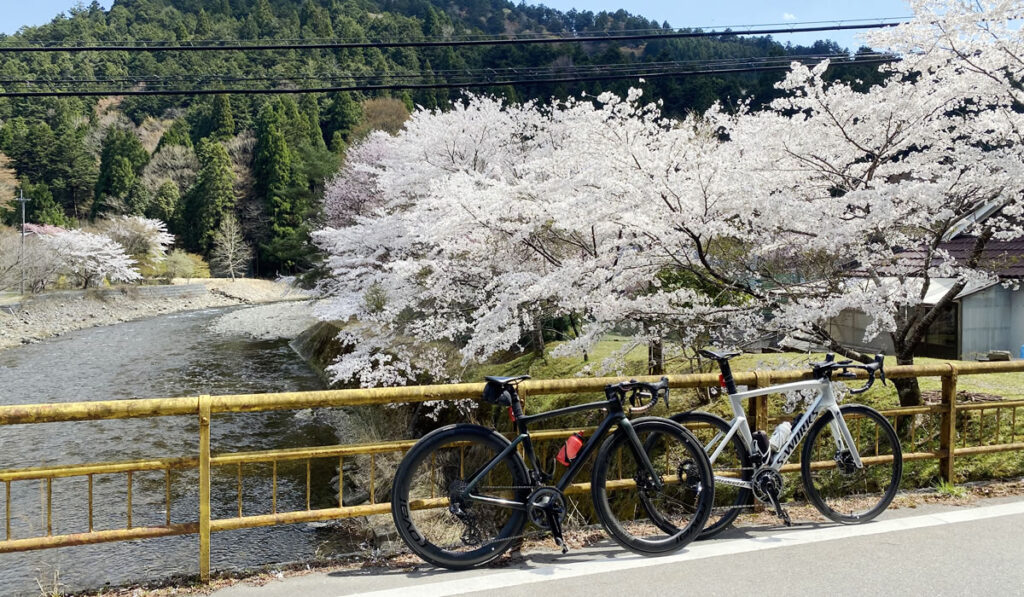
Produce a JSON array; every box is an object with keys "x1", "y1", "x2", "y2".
[{"x1": 0, "y1": 306, "x2": 344, "y2": 595}]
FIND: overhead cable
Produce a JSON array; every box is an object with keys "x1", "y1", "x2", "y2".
[{"x1": 0, "y1": 57, "x2": 896, "y2": 98}]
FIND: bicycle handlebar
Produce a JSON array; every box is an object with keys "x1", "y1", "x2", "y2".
[
  {"x1": 813, "y1": 353, "x2": 886, "y2": 394},
  {"x1": 605, "y1": 377, "x2": 670, "y2": 412}
]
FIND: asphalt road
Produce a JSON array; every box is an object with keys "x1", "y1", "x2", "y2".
[{"x1": 213, "y1": 497, "x2": 1024, "y2": 596}]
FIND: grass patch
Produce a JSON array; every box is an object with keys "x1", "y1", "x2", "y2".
[{"x1": 934, "y1": 479, "x2": 969, "y2": 499}]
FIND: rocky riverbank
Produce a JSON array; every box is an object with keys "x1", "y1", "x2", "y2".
[
  {"x1": 209, "y1": 301, "x2": 317, "y2": 341},
  {"x1": 0, "y1": 278, "x2": 311, "y2": 350}
]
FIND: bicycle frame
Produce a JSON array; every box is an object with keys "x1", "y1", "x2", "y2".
[
  {"x1": 462, "y1": 394, "x2": 661, "y2": 510},
  {"x1": 704, "y1": 377, "x2": 862, "y2": 489}
]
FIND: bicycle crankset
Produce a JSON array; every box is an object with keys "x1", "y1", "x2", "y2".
[
  {"x1": 526, "y1": 487, "x2": 569, "y2": 553},
  {"x1": 752, "y1": 468, "x2": 791, "y2": 526}
]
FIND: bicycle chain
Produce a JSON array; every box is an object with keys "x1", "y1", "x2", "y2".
[{"x1": 468, "y1": 484, "x2": 721, "y2": 548}]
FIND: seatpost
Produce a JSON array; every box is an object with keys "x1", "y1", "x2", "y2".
[
  {"x1": 509, "y1": 388, "x2": 528, "y2": 432},
  {"x1": 717, "y1": 359, "x2": 738, "y2": 395}
]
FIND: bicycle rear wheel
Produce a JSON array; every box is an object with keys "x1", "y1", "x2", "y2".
[
  {"x1": 671, "y1": 412, "x2": 752, "y2": 538},
  {"x1": 801, "y1": 404, "x2": 902, "y2": 524},
  {"x1": 391, "y1": 424, "x2": 530, "y2": 569},
  {"x1": 591, "y1": 417, "x2": 713, "y2": 555}
]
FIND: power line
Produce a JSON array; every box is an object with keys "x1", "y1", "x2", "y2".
[
  {"x1": 0, "y1": 57, "x2": 896, "y2": 98},
  {"x1": 0, "y1": 53, "x2": 895, "y2": 86},
  {"x1": 0, "y1": 20, "x2": 905, "y2": 53}
]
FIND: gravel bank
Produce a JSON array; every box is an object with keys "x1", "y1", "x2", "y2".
[
  {"x1": 0, "y1": 279, "x2": 309, "y2": 351},
  {"x1": 209, "y1": 301, "x2": 316, "y2": 341}
]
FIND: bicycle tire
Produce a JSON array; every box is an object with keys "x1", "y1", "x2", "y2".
[
  {"x1": 591, "y1": 417, "x2": 713, "y2": 555},
  {"x1": 801, "y1": 404, "x2": 902, "y2": 524},
  {"x1": 671, "y1": 411, "x2": 753, "y2": 539},
  {"x1": 391, "y1": 424, "x2": 530, "y2": 569}
]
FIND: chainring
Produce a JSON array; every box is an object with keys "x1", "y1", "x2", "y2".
[
  {"x1": 751, "y1": 468, "x2": 785, "y2": 504},
  {"x1": 526, "y1": 486, "x2": 567, "y2": 530}
]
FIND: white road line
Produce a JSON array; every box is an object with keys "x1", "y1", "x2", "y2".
[{"x1": 352, "y1": 500, "x2": 1024, "y2": 597}]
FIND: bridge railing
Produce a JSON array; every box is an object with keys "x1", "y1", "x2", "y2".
[{"x1": 0, "y1": 360, "x2": 1022, "y2": 581}]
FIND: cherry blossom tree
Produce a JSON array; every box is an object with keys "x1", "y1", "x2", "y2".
[
  {"x1": 40, "y1": 229, "x2": 142, "y2": 289},
  {"x1": 98, "y1": 215, "x2": 174, "y2": 265},
  {"x1": 323, "y1": 132, "x2": 391, "y2": 228},
  {"x1": 314, "y1": 1, "x2": 1024, "y2": 403}
]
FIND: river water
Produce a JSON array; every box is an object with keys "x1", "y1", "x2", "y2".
[{"x1": 0, "y1": 307, "x2": 344, "y2": 595}]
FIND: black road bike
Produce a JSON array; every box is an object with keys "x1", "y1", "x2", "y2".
[{"x1": 390, "y1": 375, "x2": 714, "y2": 569}]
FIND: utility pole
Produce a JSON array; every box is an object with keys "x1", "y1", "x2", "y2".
[{"x1": 16, "y1": 189, "x2": 29, "y2": 296}]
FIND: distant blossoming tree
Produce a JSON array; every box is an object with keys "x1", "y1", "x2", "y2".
[
  {"x1": 98, "y1": 215, "x2": 174, "y2": 265},
  {"x1": 41, "y1": 229, "x2": 142, "y2": 289}
]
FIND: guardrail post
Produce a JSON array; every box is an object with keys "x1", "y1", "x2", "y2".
[
  {"x1": 939, "y1": 366, "x2": 958, "y2": 483},
  {"x1": 749, "y1": 371, "x2": 770, "y2": 434},
  {"x1": 198, "y1": 394, "x2": 211, "y2": 583}
]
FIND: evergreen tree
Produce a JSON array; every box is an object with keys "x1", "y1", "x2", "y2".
[
  {"x1": 210, "y1": 95, "x2": 236, "y2": 140},
  {"x1": 300, "y1": 94, "x2": 327, "y2": 150},
  {"x1": 95, "y1": 127, "x2": 149, "y2": 215},
  {"x1": 157, "y1": 119, "x2": 193, "y2": 151},
  {"x1": 195, "y1": 8, "x2": 211, "y2": 37},
  {"x1": 254, "y1": 106, "x2": 292, "y2": 200},
  {"x1": 147, "y1": 180, "x2": 180, "y2": 226},
  {"x1": 186, "y1": 139, "x2": 235, "y2": 252},
  {"x1": 323, "y1": 92, "x2": 363, "y2": 149},
  {"x1": 19, "y1": 179, "x2": 70, "y2": 228}
]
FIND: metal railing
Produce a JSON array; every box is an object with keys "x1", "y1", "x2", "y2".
[{"x1": 0, "y1": 360, "x2": 1022, "y2": 581}]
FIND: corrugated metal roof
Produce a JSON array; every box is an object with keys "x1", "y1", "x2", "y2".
[{"x1": 920, "y1": 277, "x2": 999, "y2": 304}]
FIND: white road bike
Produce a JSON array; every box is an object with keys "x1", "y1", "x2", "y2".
[{"x1": 675, "y1": 351, "x2": 902, "y2": 538}]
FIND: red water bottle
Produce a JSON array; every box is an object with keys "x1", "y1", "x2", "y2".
[{"x1": 556, "y1": 432, "x2": 585, "y2": 466}]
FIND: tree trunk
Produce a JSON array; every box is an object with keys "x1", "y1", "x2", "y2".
[
  {"x1": 892, "y1": 351, "x2": 922, "y2": 407},
  {"x1": 648, "y1": 339, "x2": 664, "y2": 375},
  {"x1": 531, "y1": 316, "x2": 546, "y2": 361}
]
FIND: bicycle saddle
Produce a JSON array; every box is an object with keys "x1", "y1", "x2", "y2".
[
  {"x1": 698, "y1": 349, "x2": 741, "y2": 361},
  {"x1": 484, "y1": 375, "x2": 531, "y2": 385}
]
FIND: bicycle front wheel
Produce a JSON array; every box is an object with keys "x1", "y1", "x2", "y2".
[
  {"x1": 391, "y1": 424, "x2": 530, "y2": 569},
  {"x1": 591, "y1": 417, "x2": 713, "y2": 555},
  {"x1": 801, "y1": 404, "x2": 902, "y2": 524}
]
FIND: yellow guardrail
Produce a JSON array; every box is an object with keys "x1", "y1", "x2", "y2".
[{"x1": 0, "y1": 360, "x2": 1023, "y2": 582}]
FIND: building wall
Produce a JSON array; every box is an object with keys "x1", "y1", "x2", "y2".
[
  {"x1": 960, "y1": 285, "x2": 1014, "y2": 359},
  {"x1": 829, "y1": 285, "x2": 1023, "y2": 360},
  {"x1": 1010, "y1": 287, "x2": 1024, "y2": 358},
  {"x1": 827, "y1": 309, "x2": 895, "y2": 355}
]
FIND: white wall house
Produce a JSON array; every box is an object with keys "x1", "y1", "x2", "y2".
[{"x1": 828, "y1": 232, "x2": 1024, "y2": 361}]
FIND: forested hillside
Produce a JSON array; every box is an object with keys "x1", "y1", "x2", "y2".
[{"x1": 0, "y1": 0, "x2": 879, "y2": 275}]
